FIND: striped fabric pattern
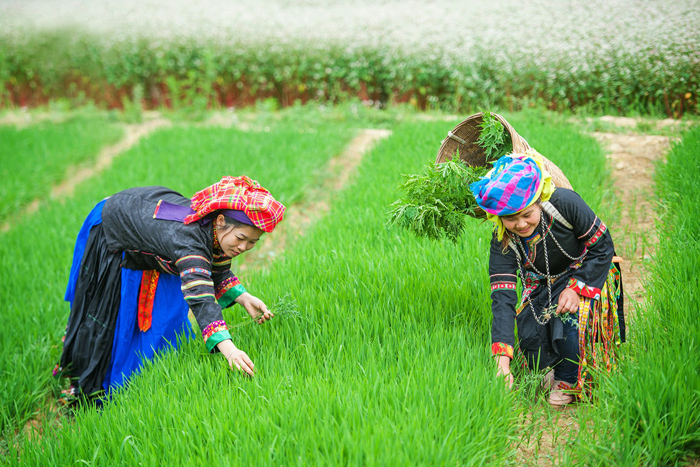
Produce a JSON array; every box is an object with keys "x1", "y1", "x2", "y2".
[
  {"x1": 215, "y1": 276, "x2": 242, "y2": 300},
  {"x1": 212, "y1": 249, "x2": 232, "y2": 268},
  {"x1": 175, "y1": 255, "x2": 209, "y2": 266},
  {"x1": 176, "y1": 255, "x2": 216, "y2": 303},
  {"x1": 180, "y1": 267, "x2": 210, "y2": 278},
  {"x1": 201, "y1": 320, "x2": 231, "y2": 352},
  {"x1": 211, "y1": 248, "x2": 246, "y2": 309},
  {"x1": 173, "y1": 245, "x2": 250, "y2": 351},
  {"x1": 181, "y1": 279, "x2": 214, "y2": 290},
  {"x1": 575, "y1": 263, "x2": 622, "y2": 397},
  {"x1": 490, "y1": 272, "x2": 517, "y2": 293}
]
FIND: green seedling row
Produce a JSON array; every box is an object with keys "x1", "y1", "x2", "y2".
[
  {"x1": 8, "y1": 107, "x2": 689, "y2": 465},
  {"x1": 0, "y1": 116, "x2": 123, "y2": 222},
  {"x1": 0, "y1": 115, "x2": 356, "y2": 441},
  {"x1": 5, "y1": 109, "x2": 616, "y2": 465}
]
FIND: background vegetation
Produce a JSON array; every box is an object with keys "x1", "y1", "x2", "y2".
[{"x1": 1, "y1": 0, "x2": 698, "y2": 117}]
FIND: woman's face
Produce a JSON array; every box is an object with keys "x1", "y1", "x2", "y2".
[
  {"x1": 501, "y1": 204, "x2": 541, "y2": 238},
  {"x1": 215, "y1": 216, "x2": 264, "y2": 257}
]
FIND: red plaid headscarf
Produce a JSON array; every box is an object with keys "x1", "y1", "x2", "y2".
[{"x1": 183, "y1": 176, "x2": 285, "y2": 232}]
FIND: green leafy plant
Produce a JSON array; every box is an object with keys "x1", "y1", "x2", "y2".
[
  {"x1": 540, "y1": 304, "x2": 579, "y2": 328},
  {"x1": 477, "y1": 112, "x2": 513, "y2": 160},
  {"x1": 229, "y1": 293, "x2": 300, "y2": 328},
  {"x1": 387, "y1": 157, "x2": 487, "y2": 242},
  {"x1": 387, "y1": 111, "x2": 513, "y2": 242}
]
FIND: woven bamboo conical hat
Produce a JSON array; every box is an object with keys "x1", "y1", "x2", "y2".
[{"x1": 436, "y1": 112, "x2": 573, "y2": 218}]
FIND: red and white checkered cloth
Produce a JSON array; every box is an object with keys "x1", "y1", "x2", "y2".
[{"x1": 184, "y1": 176, "x2": 285, "y2": 232}]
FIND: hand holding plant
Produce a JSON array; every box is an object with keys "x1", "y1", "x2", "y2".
[
  {"x1": 236, "y1": 292, "x2": 274, "y2": 324},
  {"x1": 229, "y1": 293, "x2": 300, "y2": 329},
  {"x1": 556, "y1": 288, "x2": 581, "y2": 315}
]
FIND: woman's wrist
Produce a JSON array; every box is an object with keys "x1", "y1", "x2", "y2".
[
  {"x1": 235, "y1": 292, "x2": 252, "y2": 305},
  {"x1": 216, "y1": 339, "x2": 236, "y2": 357},
  {"x1": 495, "y1": 355, "x2": 511, "y2": 368}
]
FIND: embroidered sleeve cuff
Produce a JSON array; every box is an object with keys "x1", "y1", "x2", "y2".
[
  {"x1": 202, "y1": 320, "x2": 232, "y2": 352},
  {"x1": 204, "y1": 329, "x2": 232, "y2": 353},
  {"x1": 491, "y1": 342, "x2": 514, "y2": 359},
  {"x1": 566, "y1": 277, "x2": 601, "y2": 300},
  {"x1": 217, "y1": 284, "x2": 248, "y2": 309}
]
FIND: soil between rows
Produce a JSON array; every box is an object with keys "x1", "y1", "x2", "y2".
[{"x1": 516, "y1": 123, "x2": 673, "y2": 466}]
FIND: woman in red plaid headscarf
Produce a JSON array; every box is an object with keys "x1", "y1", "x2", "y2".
[{"x1": 55, "y1": 176, "x2": 285, "y2": 406}]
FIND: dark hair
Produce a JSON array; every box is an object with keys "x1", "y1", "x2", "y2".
[{"x1": 222, "y1": 215, "x2": 248, "y2": 229}]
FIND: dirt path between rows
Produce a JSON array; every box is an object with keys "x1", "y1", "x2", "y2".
[
  {"x1": 0, "y1": 118, "x2": 171, "y2": 233},
  {"x1": 517, "y1": 123, "x2": 672, "y2": 466},
  {"x1": 595, "y1": 131, "x2": 671, "y2": 310},
  {"x1": 237, "y1": 128, "x2": 391, "y2": 271}
]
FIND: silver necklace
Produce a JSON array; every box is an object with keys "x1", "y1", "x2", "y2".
[{"x1": 511, "y1": 209, "x2": 584, "y2": 326}]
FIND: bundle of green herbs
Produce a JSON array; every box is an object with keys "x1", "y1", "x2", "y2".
[
  {"x1": 229, "y1": 293, "x2": 300, "y2": 328},
  {"x1": 387, "y1": 112, "x2": 513, "y2": 243}
]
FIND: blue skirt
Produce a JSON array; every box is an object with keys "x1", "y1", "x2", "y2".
[{"x1": 61, "y1": 200, "x2": 193, "y2": 399}]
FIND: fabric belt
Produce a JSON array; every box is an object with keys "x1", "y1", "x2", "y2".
[{"x1": 138, "y1": 270, "x2": 160, "y2": 331}]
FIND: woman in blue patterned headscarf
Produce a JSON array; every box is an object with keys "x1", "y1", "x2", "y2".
[{"x1": 470, "y1": 152, "x2": 624, "y2": 405}]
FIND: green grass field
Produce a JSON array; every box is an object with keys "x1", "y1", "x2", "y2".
[
  {"x1": 1, "y1": 106, "x2": 697, "y2": 465},
  {"x1": 0, "y1": 115, "x2": 123, "y2": 222},
  {"x1": 0, "y1": 109, "x2": 355, "y2": 441}
]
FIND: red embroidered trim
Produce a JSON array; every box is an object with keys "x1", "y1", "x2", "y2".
[
  {"x1": 584, "y1": 222, "x2": 607, "y2": 248},
  {"x1": 492, "y1": 342, "x2": 514, "y2": 359},
  {"x1": 215, "y1": 276, "x2": 242, "y2": 299},
  {"x1": 138, "y1": 270, "x2": 160, "y2": 332},
  {"x1": 202, "y1": 320, "x2": 228, "y2": 343},
  {"x1": 566, "y1": 277, "x2": 601, "y2": 300},
  {"x1": 491, "y1": 281, "x2": 517, "y2": 292}
]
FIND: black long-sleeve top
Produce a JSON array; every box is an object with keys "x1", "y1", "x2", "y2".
[
  {"x1": 488, "y1": 188, "x2": 614, "y2": 358},
  {"x1": 101, "y1": 186, "x2": 247, "y2": 352}
]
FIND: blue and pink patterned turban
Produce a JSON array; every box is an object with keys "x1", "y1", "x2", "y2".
[{"x1": 469, "y1": 152, "x2": 555, "y2": 240}]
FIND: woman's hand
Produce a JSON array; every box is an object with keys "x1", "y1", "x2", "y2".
[
  {"x1": 217, "y1": 339, "x2": 255, "y2": 376},
  {"x1": 556, "y1": 287, "x2": 580, "y2": 315},
  {"x1": 496, "y1": 355, "x2": 514, "y2": 388},
  {"x1": 235, "y1": 292, "x2": 274, "y2": 324}
]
